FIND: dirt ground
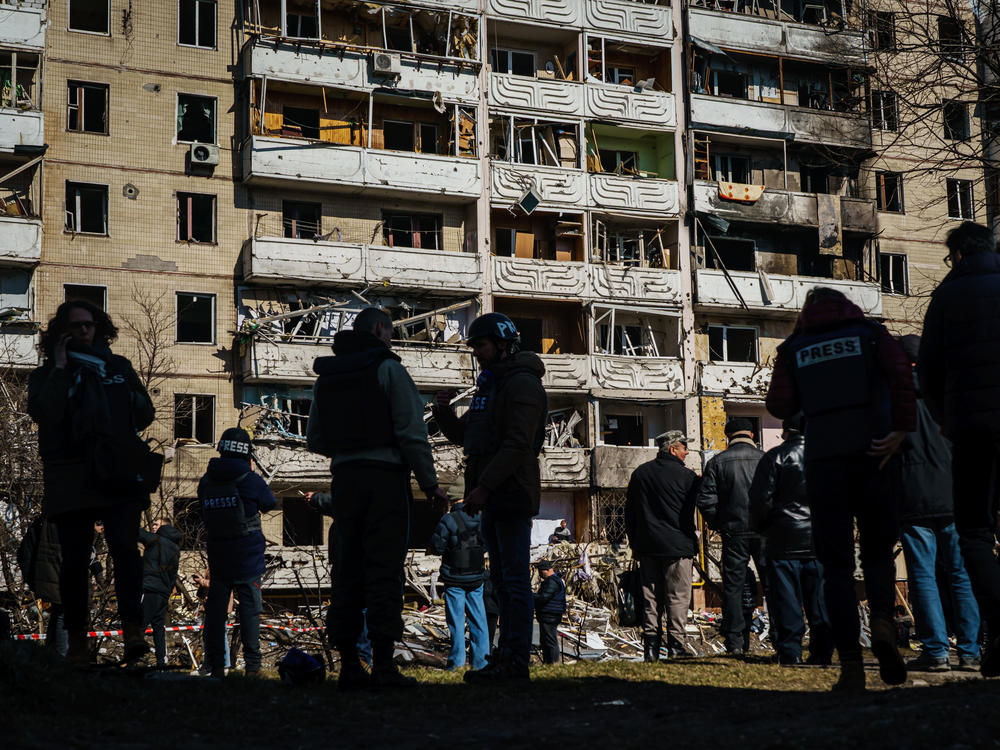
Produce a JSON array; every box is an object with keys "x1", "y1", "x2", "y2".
[{"x1": 3, "y1": 642, "x2": 998, "y2": 749}]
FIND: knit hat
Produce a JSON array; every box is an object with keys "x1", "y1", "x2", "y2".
[
  {"x1": 724, "y1": 417, "x2": 754, "y2": 437},
  {"x1": 217, "y1": 427, "x2": 252, "y2": 459}
]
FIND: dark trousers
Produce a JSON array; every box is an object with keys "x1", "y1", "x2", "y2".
[
  {"x1": 481, "y1": 511, "x2": 533, "y2": 665},
  {"x1": 806, "y1": 454, "x2": 899, "y2": 662},
  {"x1": 54, "y1": 501, "x2": 143, "y2": 634},
  {"x1": 328, "y1": 465, "x2": 410, "y2": 660},
  {"x1": 46, "y1": 605, "x2": 68, "y2": 658},
  {"x1": 538, "y1": 619, "x2": 560, "y2": 664},
  {"x1": 205, "y1": 577, "x2": 262, "y2": 671},
  {"x1": 952, "y1": 435, "x2": 1000, "y2": 636},
  {"x1": 768, "y1": 558, "x2": 834, "y2": 661},
  {"x1": 486, "y1": 612, "x2": 499, "y2": 654},
  {"x1": 141, "y1": 592, "x2": 170, "y2": 665},
  {"x1": 720, "y1": 533, "x2": 768, "y2": 652}
]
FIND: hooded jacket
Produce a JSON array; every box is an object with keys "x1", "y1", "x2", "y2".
[
  {"x1": 625, "y1": 452, "x2": 700, "y2": 557},
  {"x1": 434, "y1": 351, "x2": 548, "y2": 518},
  {"x1": 140, "y1": 525, "x2": 182, "y2": 597},
  {"x1": 766, "y1": 295, "x2": 916, "y2": 459},
  {"x1": 696, "y1": 438, "x2": 764, "y2": 533},
  {"x1": 534, "y1": 571, "x2": 567, "y2": 623},
  {"x1": 748, "y1": 433, "x2": 815, "y2": 559},
  {"x1": 429, "y1": 503, "x2": 486, "y2": 589},
  {"x1": 197, "y1": 457, "x2": 277, "y2": 581},
  {"x1": 306, "y1": 330, "x2": 438, "y2": 491},
  {"x1": 918, "y1": 251, "x2": 1000, "y2": 439}
]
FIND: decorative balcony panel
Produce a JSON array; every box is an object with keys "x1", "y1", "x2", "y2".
[
  {"x1": 695, "y1": 269, "x2": 882, "y2": 316},
  {"x1": 491, "y1": 257, "x2": 588, "y2": 298},
  {"x1": 243, "y1": 137, "x2": 481, "y2": 199},
  {"x1": 539, "y1": 354, "x2": 591, "y2": 391},
  {"x1": 591, "y1": 355, "x2": 684, "y2": 393},
  {"x1": 540, "y1": 447, "x2": 590, "y2": 487},
  {"x1": 487, "y1": 0, "x2": 581, "y2": 26},
  {"x1": 586, "y1": 0, "x2": 673, "y2": 40},
  {"x1": 0, "y1": 5, "x2": 46, "y2": 50},
  {"x1": 488, "y1": 74, "x2": 584, "y2": 117},
  {"x1": 491, "y1": 163, "x2": 587, "y2": 210},
  {"x1": 700, "y1": 362, "x2": 773, "y2": 398},
  {"x1": 588, "y1": 174, "x2": 678, "y2": 215},
  {"x1": 243, "y1": 238, "x2": 365, "y2": 285},
  {"x1": 0, "y1": 217, "x2": 42, "y2": 266},
  {"x1": 0, "y1": 109, "x2": 44, "y2": 152},
  {"x1": 585, "y1": 86, "x2": 676, "y2": 129},
  {"x1": 0, "y1": 330, "x2": 38, "y2": 369},
  {"x1": 590, "y1": 266, "x2": 682, "y2": 305}
]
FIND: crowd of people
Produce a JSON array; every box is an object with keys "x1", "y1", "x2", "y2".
[{"x1": 15, "y1": 220, "x2": 1000, "y2": 694}]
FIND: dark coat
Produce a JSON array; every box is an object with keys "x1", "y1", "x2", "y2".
[
  {"x1": 27, "y1": 347, "x2": 156, "y2": 517},
  {"x1": 434, "y1": 351, "x2": 548, "y2": 518},
  {"x1": 625, "y1": 452, "x2": 700, "y2": 557},
  {"x1": 918, "y1": 251, "x2": 1000, "y2": 439},
  {"x1": 140, "y1": 525, "x2": 182, "y2": 597},
  {"x1": 33, "y1": 519, "x2": 63, "y2": 604},
  {"x1": 534, "y1": 572, "x2": 567, "y2": 623},
  {"x1": 696, "y1": 439, "x2": 764, "y2": 533},
  {"x1": 197, "y1": 457, "x2": 277, "y2": 581},
  {"x1": 748, "y1": 434, "x2": 815, "y2": 559}
]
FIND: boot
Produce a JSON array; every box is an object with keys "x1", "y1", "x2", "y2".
[
  {"x1": 643, "y1": 635, "x2": 661, "y2": 663},
  {"x1": 870, "y1": 617, "x2": 907, "y2": 686},
  {"x1": 121, "y1": 622, "x2": 150, "y2": 663},
  {"x1": 370, "y1": 640, "x2": 416, "y2": 690},
  {"x1": 337, "y1": 647, "x2": 370, "y2": 691},
  {"x1": 66, "y1": 632, "x2": 91, "y2": 667},
  {"x1": 464, "y1": 649, "x2": 529, "y2": 683},
  {"x1": 832, "y1": 660, "x2": 867, "y2": 692}
]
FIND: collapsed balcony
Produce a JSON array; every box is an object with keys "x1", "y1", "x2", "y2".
[
  {"x1": 0, "y1": 157, "x2": 42, "y2": 266},
  {"x1": 0, "y1": 268, "x2": 37, "y2": 369},
  {"x1": 592, "y1": 304, "x2": 684, "y2": 395},
  {"x1": 690, "y1": 0, "x2": 861, "y2": 28}
]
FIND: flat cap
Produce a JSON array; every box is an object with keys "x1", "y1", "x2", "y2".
[{"x1": 655, "y1": 429, "x2": 691, "y2": 446}]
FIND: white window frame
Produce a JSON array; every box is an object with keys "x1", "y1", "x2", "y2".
[
  {"x1": 871, "y1": 90, "x2": 897, "y2": 132},
  {"x1": 66, "y1": 80, "x2": 110, "y2": 134},
  {"x1": 176, "y1": 192, "x2": 217, "y2": 243},
  {"x1": 63, "y1": 283, "x2": 108, "y2": 310},
  {"x1": 607, "y1": 66, "x2": 636, "y2": 86},
  {"x1": 65, "y1": 181, "x2": 109, "y2": 235},
  {"x1": 713, "y1": 154, "x2": 751, "y2": 183},
  {"x1": 879, "y1": 252, "x2": 909, "y2": 296},
  {"x1": 707, "y1": 324, "x2": 759, "y2": 363},
  {"x1": 491, "y1": 48, "x2": 535, "y2": 77},
  {"x1": 176, "y1": 92, "x2": 218, "y2": 145},
  {"x1": 175, "y1": 291, "x2": 217, "y2": 345},
  {"x1": 177, "y1": 0, "x2": 218, "y2": 50},
  {"x1": 67, "y1": 0, "x2": 111, "y2": 36},
  {"x1": 947, "y1": 178, "x2": 975, "y2": 220},
  {"x1": 174, "y1": 393, "x2": 216, "y2": 443}
]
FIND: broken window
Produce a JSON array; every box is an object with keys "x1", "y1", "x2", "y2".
[
  {"x1": 947, "y1": 179, "x2": 974, "y2": 220},
  {"x1": 607, "y1": 67, "x2": 636, "y2": 86},
  {"x1": 879, "y1": 252, "x2": 908, "y2": 295},
  {"x1": 938, "y1": 16, "x2": 963, "y2": 61},
  {"x1": 491, "y1": 49, "x2": 534, "y2": 76},
  {"x1": 714, "y1": 70, "x2": 747, "y2": 99},
  {"x1": 285, "y1": 3, "x2": 319, "y2": 39},
  {"x1": 492, "y1": 116, "x2": 579, "y2": 167},
  {"x1": 592, "y1": 220, "x2": 675, "y2": 268},
  {"x1": 1, "y1": 52, "x2": 39, "y2": 109},
  {"x1": 177, "y1": 93, "x2": 216, "y2": 143},
  {"x1": 871, "y1": 90, "x2": 898, "y2": 132},
  {"x1": 282, "y1": 106, "x2": 321, "y2": 139},
  {"x1": 283, "y1": 201, "x2": 321, "y2": 239},
  {"x1": 868, "y1": 11, "x2": 895, "y2": 50},
  {"x1": 380, "y1": 119, "x2": 440, "y2": 153},
  {"x1": 713, "y1": 154, "x2": 750, "y2": 184},
  {"x1": 179, "y1": 0, "x2": 217, "y2": 48},
  {"x1": 64, "y1": 182, "x2": 108, "y2": 235},
  {"x1": 64, "y1": 283, "x2": 106, "y2": 310},
  {"x1": 800, "y1": 165, "x2": 831, "y2": 194},
  {"x1": 494, "y1": 227, "x2": 518, "y2": 257},
  {"x1": 602, "y1": 414, "x2": 644, "y2": 446},
  {"x1": 282, "y1": 497, "x2": 323, "y2": 547},
  {"x1": 943, "y1": 100, "x2": 970, "y2": 141},
  {"x1": 383, "y1": 213, "x2": 442, "y2": 250},
  {"x1": 494, "y1": 299, "x2": 585, "y2": 354},
  {"x1": 176, "y1": 292, "x2": 215, "y2": 344},
  {"x1": 174, "y1": 393, "x2": 215, "y2": 443},
  {"x1": 595, "y1": 307, "x2": 678, "y2": 358},
  {"x1": 69, "y1": 0, "x2": 110, "y2": 35},
  {"x1": 66, "y1": 81, "x2": 109, "y2": 134},
  {"x1": 599, "y1": 149, "x2": 639, "y2": 175},
  {"x1": 707, "y1": 236, "x2": 756, "y2": 272},
  {"x1": 177, "y1": 192, "x2": 215, "y2": 243},
  {"x1": 876, "y1": 171, "x2": 904, "y2": 212},
  {"x1": 707, "y1": 325, "x2": 758, "y2": 363}
]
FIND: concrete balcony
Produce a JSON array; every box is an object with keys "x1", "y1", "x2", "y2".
[
  {"x1": 690, "y1": 94, "x2": 870, "y2": 149},
  {"x1": 699, "y1": 362, "x2": 773, "y2": 398},
  {"x1": 0, "y1": 328, "x2": 39, "y2": 369},
  {"x1": 585, "y1": 0, "x2": 673, "y2": 40},
  {"x1": 695, "y1": 269, "x2": 882, "y2": 316},
  {"x1": 585, "y1": 85, "x2": 676, "y2": 129},
  {"x1": 592, "y1": 444, "x2": 658, "y2": 487},
  {"x1": 487, "y1": 0, "x2": 582, "y2": 27},
  {"x1": 688, "y1": 7, "x2": 865, "y2": 65},
  {"x1": 491, "y1": 163, "x2": 587, "y2": 211},
  {"x1": 0, "y1": 4, "x2": 46, "y2": 50},
  {"x1": 693, "y1": 181, "x2": 878, "y2": 233},
  {"x1": 540, "y1": 447, "x2": 591, "y2": 488},
  {"x1": 591, "y1": 355, "x2": 684, "y2": 395},
  {"x1": 489, "y1": 74, "x2": 585, "y2": 118},
  {"x1": 241, "y1": 339, "x2": 474, "y2": 387},
  {"x1": 368, "y1": 245, "x2": 482, "y2": 294},
  {"x1": 242, "y1": 41, "x2": 480, "y2": 104},
  {"x1": 491, "y1": 257, "x2": 588, "y2": 299},
  {"x1": 0, "y1": 217, "x2": 42, "y2": 267},
  {"x1": 0, "y1": 109, "x2": 44, "y2": 153},
  {"x1": 242, "y1": 136, "x2": 482, "y2": 200},
  {"x1": 539, "y1": 354, "x2": 591, "y2": 391},
  {"x1": 589, "y1": 173, "x2": 679, "y2": 216},
  {"x1": 590, "y1": 266, "x2": 682, "y2": 305}
]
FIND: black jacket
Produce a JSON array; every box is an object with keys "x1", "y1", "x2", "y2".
[
  {"x1": 625, "y1": 452, "x2": 700, "y2": 557},
  {"x1": 534, "y1": 572, "x2": 567, "y2": 623},
  {"x1": 696, "y1": 439, "x2": 764, "y2": 533},
  {"x1": 140, "y1": 525, "x2": 181, "y2": 597},
  {"x1": 885, "y1": 374, "x2": 954, "y2": 524},
  {"x1": 919, "y1": 251, "x2": 1000, "y2": 439},
  {"x1": 748, "y1": 434, "x2": 815, "y2": 560}
]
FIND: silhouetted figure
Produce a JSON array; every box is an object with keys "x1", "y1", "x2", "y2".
[
  {"x1": 139, "y1": 518, "x2": 181, "y2": 667},
  {"x1": 533, "y1": 560, "x2": 566, "y2": 664}
]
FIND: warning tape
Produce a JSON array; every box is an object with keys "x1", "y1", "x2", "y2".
[{"x1": 13, "y1": 623, "x2": 326, "y2": 641}]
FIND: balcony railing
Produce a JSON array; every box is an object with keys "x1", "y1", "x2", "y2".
[
  {"x1": 0, "y1": 216, "x2": 42, "y2": 266},
  {"x1": 0, "y1": 109, "x2": 44, "y2": 152},
  {"x1": 0, "y1": 3, "x2": 46, "y2": 50},
  {"x1": 695, "y1": 268, "x2": 882, "y2": 316}
]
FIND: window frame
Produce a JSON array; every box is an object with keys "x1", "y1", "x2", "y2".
[
  {"x1": 382, "y1": 212, "x2": 443, "y2": 250},
  {"x1": 173, "y1": 393, "x2": 216, "y2": 444},
  {"x1": 713, "y1": 153, "x2": 751, "y2": 184},
  {"x1": 871, "y1": 90, "x2": 898, "y2": 132},
  {"x1": 64, "y1": 181, "x2": 109, "y2": 235},
  {"x1": 66, "y1": 80, "x2": 110, "y2": 135},
  {"x1": 68, "y1": 0, "x2": 111, "y2": 36},
  {"x1": 875, "y1": 171, "x2": 904, "y2": 213},
  {"x1": 937, "y1": 16, "x2": 964, "y2": 61},
  {"x1": 946, "y1": 178, "x2": 975, "y2": 220},
  {"x1": 175, "y1": 291, "x2": 217, "y2": 345},
  {"x1": 706, "y1": 324, "x2": 759, "y2": 364},
  {"x1": 177, "y1": 0, "x2": 218, "y2": 50},
  {"x1": 282, "y1": 200, "x2": 322, "y2": 240},
  {"x1": 868, "y1": 10, "x2": 896, "y2": 51},
  {"x1": 490, "y1": 48, "x2": 536, "y2": 77},
  {"x1": 63, "y1": 283, "x2": 107, "y2": 310},
  {"x1": 879, "y1": 252, "x2": 909, "y2": 296},
  {"x1": 943, "y1": 100, "x2": 970, "y2": 141},
  {"x1": 176, "y1": 92, "x2": 218, "y2": 145},
  {"x1": 176, "y1": 192, "x2": 217, "y2": 244}
]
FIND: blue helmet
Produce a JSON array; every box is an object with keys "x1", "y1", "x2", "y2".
[{"x1": 467, "y1": 313, "x2": 520, "y2": 345}]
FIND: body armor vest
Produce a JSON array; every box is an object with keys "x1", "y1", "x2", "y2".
[
  {"x1": 200, "y1": 472, "x2": 260, "y2": 540},
  {"x1": 313, "y1": 348, "x2": 397, "y2": 452}
]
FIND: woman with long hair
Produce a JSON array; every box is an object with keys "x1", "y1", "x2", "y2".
[{"x1": 27, "y1": 300, "x2": 157, "y2": 665}]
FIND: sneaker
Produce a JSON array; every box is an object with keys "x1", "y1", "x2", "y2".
[
  {"x1": 370, "y1": 666, "x2": 417, "y2": 690},
  {"x1": 870, "y1": 617, "x2": 907, "y2": 686},
  {"x1": 957, "y1": 656, "x2": 980, "y2": 672},
  {"x1": 832, "y1": 660, "x2": 866, "y2": 692},
  {"x1": 906, "y1": 652, "x2": 950, "y2": 672}
]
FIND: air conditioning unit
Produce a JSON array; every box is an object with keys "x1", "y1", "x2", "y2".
[
  {"x1": 373, "y1": 52, "x2": 402, "y2": 76},
  {"x1": 189, "y1": 142, "x2": 219, "y2": 166}
]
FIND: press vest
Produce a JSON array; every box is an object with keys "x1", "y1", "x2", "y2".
[
  {"x1": 463, "y1": 366, "x2": 546, "y2": 458},
  {"x1": 784, "y1": 321, "x2": 891, "y2": 459},
  {"x1": 445, "y1": 511, "x2": 485, "y2": 577},
  {"x1": 200, "y1": 472, "x2": 260, "y2": 540},
  {"x1": 313, "y1": 348, "x2": 398, "y2": 451}
]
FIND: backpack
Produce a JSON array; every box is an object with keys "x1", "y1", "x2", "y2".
[
  {"x1": 199, "y1": 472, "x2": 258, "y2": 540},
  {"x1": 445, "y1": 512, "x2": 485, "y2": 577}
]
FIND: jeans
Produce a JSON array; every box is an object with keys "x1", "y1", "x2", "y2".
[
  {"x1": 444, "y1": 584, "x2": 489, "y2": 669},
  {"x1": 951, "y1": 435, "x2": 1000, "y2": 635},
  {"x1": 481, "y1": 511, "x2": 533, "y2": 665},
  {"x1": 55, "y1": 501, "x2": 144, "y2": 634},
  {"x1": 767, "y1": 559, "x2": 833, "y2": 661},
  {"x1": 205, "y1": 577, "x2": 262, "y2": 672},
  {"x1": 901, "y1": 522, "x2": 981, "y2": 659},
  {"x1": 638, "y1": 555, "x2": 692, "y2": 645},
  {"x1": 806, "y1": 454, "x2": 899, "y2": 662},
  {"x1": 720, "y1": 533, "x2": 768, "y2": 652},
  {"x1": 141, "y1": 591, "x2": 170, "y2": 665}
]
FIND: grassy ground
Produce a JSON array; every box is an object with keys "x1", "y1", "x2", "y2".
[{"x1": 4, "y1": 642, "x2": 998, "y2": 749}]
